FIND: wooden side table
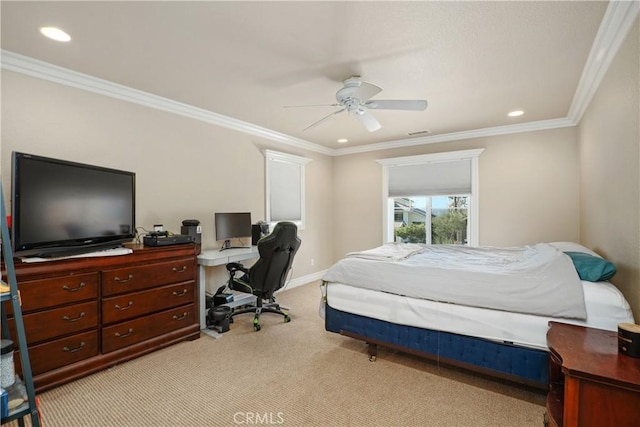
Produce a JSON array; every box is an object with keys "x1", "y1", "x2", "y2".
[{"x1": 546, "y1": 321, "x2": 640, "y2": 427}]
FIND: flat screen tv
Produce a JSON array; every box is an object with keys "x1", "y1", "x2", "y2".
[
  {"x1": 214, "y1": 212, "x2": 251, "y2": 251},
  {"x1": 11, "y1": 152, "x2": 136, "y2": 258}
]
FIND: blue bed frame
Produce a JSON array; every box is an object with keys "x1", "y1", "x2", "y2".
[{"x1": 325, "y1": 304, "x2": 549, "y2": 389}]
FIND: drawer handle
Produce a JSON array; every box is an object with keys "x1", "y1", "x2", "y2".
[
  {"x1": 63, "y1": 312, "x2": 86, "y2": 322},
  {"x1": 172, "y1": 312, "x2": 189, "y2": 321},
  {"x1": 172, "y1": 266, "x2": 188, "y2": 273},
  {"x1": 114, "y1": 301, "x2": 134, "y2": 311},
  {"x1": 114, "y1": 274, "x2": 134, "y2": 283},
  {"x1": 172, "y1": 289, "x2": 188, "y2": 297},
  {"x1": 63, "y1": 342, "x2": 86, "y2": 353},
  {"x1": 115, "y1": 328, "x2": 134, "y2": 338},
  {"x1": 62, "y1": 282, "x2": 86, "y2": 292}
]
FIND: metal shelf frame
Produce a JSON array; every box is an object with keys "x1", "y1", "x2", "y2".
[{"x1": 1, "y1": 184, "x2": 40, "y2": 427}]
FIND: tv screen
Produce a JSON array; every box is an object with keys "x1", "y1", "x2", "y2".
[
  {"x1": 214, "y1": 212, "x2": 251, "y2": 250},
  {"x1": 11, "y1": 152, "x2": 136, "y2": 257}
]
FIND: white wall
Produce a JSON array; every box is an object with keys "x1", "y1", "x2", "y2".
[
  {"x1": 578, "y1": 18, "x2": 639, "y2": 319},
  {"x1": 332, "y1": 127, "x2": 580, "y2": 258},
  {"x1": 1, "y1": 71, "x2": 334, "y2": 295}
]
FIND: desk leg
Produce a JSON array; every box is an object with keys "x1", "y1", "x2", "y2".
[{"x1": 199, "y1": 264, "x2": 207, "y2": 330}]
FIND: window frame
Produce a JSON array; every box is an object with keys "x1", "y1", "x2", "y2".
[
  {"x1": 264, "y1": 149, "x2": 311, "y2": 230},
  {"x1": 377, "y1": 149, "x2": 484, "y2": 246}
]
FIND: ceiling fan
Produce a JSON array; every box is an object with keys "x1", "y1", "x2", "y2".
[{"x1": 287, "y1": 76, "x2": 428, "y2": 133}]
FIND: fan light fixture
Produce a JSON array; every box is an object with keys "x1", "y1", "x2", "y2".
[
  {"x1": 40, "y1": 27, "x2": 71, "y2": 42},
  {"x1": 286, "y1": 77, "x2": 428, "y2": 133}
]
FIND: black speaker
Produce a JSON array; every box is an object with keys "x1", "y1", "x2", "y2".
[
  {"x1": 252, "y1": 222, "x2": 269, "y2": 245},
  {"x1": 208, "y1": 306, "x2": 232, "y2": 333},
  {"x1": 181, "y1": 219, "x2": 201, "y2": 244}
]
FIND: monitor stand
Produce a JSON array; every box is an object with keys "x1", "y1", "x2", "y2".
[{"x1": 219, "y1": 240, "x2": 251, "y2": 252}]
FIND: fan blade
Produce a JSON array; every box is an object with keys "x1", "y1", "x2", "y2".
[
  {"x1": 364, "y1": 100, "x2": 428, "y2": 111},
  {"x1": 303, "y1": 108, "x2": 346, "y2": 131},
  {"x1": 353, "y1": 82, "x2": 382, "y2": 102},
  {"x1": 355, "y1": 109, "x2": 381, "y2": 132},
  {"x1": 284, "y1": 103, "x2": 341, "y2": 108}
]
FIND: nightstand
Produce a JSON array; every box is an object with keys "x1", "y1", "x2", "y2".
[{"x1": 546, "y1": 321, "x2": 640, "y2": 427}]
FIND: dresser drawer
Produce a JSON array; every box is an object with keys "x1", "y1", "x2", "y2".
[
  {"x1": 8, "y1": 301, "x2": 98, "y2": 345},
  {"x1": 102, "y1": 258, "x2": 195, "y2": 296},
  {"x1": 102, "y1": 304, "x2": 196, "y2": 353},
  {"x1": 102, "y1": 281, "x2": 195, "y2": 324},
  {"x1": 28, "y1": 330, "x2": 99, "y2": 376},
  {"x1": 5, "y1": 273, "x2": 98, "y2": 314}
]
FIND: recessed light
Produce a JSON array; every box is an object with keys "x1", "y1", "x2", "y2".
[
  {"x1": 40, "y1": 27, "x2": 71, "y2": 42},
  {"x1": 337, "y1": 138, "x2": 348, "y2": 144},
  {"x1": 508, "y1": 110, "x2": 524, "y2": 117}
]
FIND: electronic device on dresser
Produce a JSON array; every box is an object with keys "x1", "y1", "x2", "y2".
[
  {"x1": 214, "y1": 212, "x2": 251, "y2": 251},
  {"x1": 11, "y1": 152, "x2": 135, "y2": 258},
  {"x1": 181, "y1": 219, "x2": 202, "y2": 244},
  {"x1": 143, "y1": 232, "x2": 195, "y2": 247}
]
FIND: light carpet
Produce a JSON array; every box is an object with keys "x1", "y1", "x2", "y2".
[{"x1": 13, "y1": 282, "x2": 546, "y2": 427}]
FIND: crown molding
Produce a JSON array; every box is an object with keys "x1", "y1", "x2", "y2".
[
  {"x1": 0, "y1": 50, "x2": 334, "y2": 156},
  {"x1": 567, "y1": 0, "x2": 640, "y2": 123},
  {"x1": 334, "y1": 118, "x2": 575, "y2": 156}
]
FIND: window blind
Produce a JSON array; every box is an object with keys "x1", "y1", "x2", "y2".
[
  {"x1": 269, "y1": 159, "x2": 302, "y2": 221},
  {"x1": 388, "y1": 159, "x2": 471, "y2": 197}
]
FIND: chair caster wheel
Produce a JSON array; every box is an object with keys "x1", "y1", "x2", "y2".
[
  {"x1": 284, "y1": 314, "x2": 291, "y2": 323},
  {"x1": 253, "y1": 318, "x2": 261, "y2": 331}
]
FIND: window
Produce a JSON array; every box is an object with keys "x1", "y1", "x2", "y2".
[
  {"x1": 392, "y1": 195, "x2": 469, "y2": 244},
  {"x1": 265, "y1": 150, "x2": 311, "y2": 229},
  {"x1": 377, "y1": 149, "x2": 483, "y2": 246}
]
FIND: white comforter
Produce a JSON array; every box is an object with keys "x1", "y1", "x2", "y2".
[{"x1": 322, "y1": 243, "x2": 587, "y2": 319}]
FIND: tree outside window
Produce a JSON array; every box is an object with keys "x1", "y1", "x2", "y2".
[{"x1": 394, "y1": 195, "x2": 469, "y2": 245}]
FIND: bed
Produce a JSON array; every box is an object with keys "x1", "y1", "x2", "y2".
[{"x1": 321, "y1": 242, "x2": 635, "y2": 389}]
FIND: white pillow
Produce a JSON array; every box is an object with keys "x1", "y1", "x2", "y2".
[{"x1": 548, "y1": 241, "x2": 601, "y2": 258}]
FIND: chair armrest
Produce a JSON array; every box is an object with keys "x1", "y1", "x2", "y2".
[{"x1": 226, "y1": 262, "x2": 248, "y2": 273}]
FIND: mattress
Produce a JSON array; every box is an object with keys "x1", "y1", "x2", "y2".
[
  {"x1": 324, "y1": 279, "x2": 634, "y2": 351},
  {"x1": 323, "y1": 243, "x2": 587, "y2": 319}
]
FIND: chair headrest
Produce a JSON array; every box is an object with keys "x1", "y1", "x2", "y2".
[
  {"x1": 259, "y1": 221, "x2": 300, "y2": 253},
  {"x1": 272, "y1": 221, "x2": 297, "y2": 234}
]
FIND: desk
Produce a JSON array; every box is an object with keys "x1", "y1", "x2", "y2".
[{"x1": 197, "y1": 246, "x2": 259, "y2": 329}]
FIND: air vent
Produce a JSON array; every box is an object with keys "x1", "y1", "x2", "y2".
[{"x1": 407, "y1": 130, "x2": 431, "y2": 136}]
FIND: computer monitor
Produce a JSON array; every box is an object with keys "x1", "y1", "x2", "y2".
[{"x1": 214, "y1": 212, "x2": 252, "y2": 251}]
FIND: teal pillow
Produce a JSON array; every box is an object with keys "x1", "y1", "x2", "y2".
[{"x1": 564, "y1": 251, "x2": 617, "y2": 282}]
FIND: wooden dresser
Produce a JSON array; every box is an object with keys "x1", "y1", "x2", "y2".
[
  {"x1": 546, "y1": 321, "x2": 640, "y2": 427},
  {"x1": 3, "y1": 243, "x2": 200, "y2": 392}
]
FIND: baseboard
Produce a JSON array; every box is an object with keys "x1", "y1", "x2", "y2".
[{"x1": 282, "y1": 269, "x2": 327, "y2": 291}]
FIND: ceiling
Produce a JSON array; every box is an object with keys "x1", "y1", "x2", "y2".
[{"x1": 0, "y1": 1, "x2": 625, "y2": 154}]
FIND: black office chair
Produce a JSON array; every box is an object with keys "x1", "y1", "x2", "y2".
[{"x1": 225, "y1": 221, "x2": 301, "y2": 331}]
